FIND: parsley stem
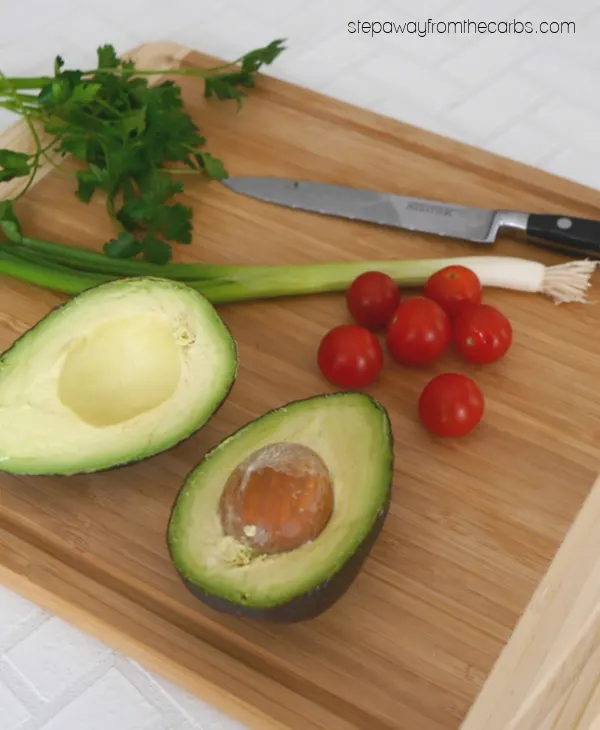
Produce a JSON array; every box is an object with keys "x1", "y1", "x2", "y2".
[
  {"x1": 0, "y1": 77, "x2": 52, "y2": 90},
  {"x1": 0, "y1": 101, "x2": 38, "y2": 113},
  {"x1": 13, "y1": 92, "x2": 38, "y2": 102},
  {"x1": 0, "y1": 65, "x2": 236, "y2": 87},
  {"x1": 0, "y1": 70, "x2": 45, "y2": 203},
  {"x1": 105, "y1": 196, "x2": 123, "y2": 231},
  {"x1": 84, "y1": 64, "x2": 239, "y2": 79},
  {"x1": 0, "y1": 92, "x2": 38, "y2": 104},
  {"x1": 162, "y1": 168, "x2": 204, "y2": 175}
]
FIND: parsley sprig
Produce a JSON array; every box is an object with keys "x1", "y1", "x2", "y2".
[{"x1": 0, "y1": 40, "x2": 285, "y2": 263}]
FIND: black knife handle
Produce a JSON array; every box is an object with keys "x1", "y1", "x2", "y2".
[{"x1": 526, "y1": 214, "x2": 600, "y2": 258}]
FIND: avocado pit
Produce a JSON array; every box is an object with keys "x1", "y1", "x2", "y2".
[{"x1": 218, "y1": 442, "x2": 334, "y2": 555}]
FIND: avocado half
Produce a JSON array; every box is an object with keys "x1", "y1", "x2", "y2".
[
  {"x1": 167, "y1": 392, "x2": 394, "y2": 623},
  {"x1": 0, "y1": 277, "x2": 237, "y2": 476}
]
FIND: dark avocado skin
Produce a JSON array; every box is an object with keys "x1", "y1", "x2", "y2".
[
  {"x1": 167, "y1": 392, "x2": 394, "y2": 623},
  {"x1": 0, "y1": 278, "x2": 237, "y2": 477}
]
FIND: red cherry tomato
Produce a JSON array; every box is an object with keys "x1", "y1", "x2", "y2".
[
  {"x1": 418, "y1": 373, "x2": 484, "y2": 438},
  {"x1": 453, "y1": 304, "x2": 513, "y2": 365},
  {"x1": 317, "y1": 325, "x2": 383, "y2": 389},
  {"x1": 346, "y1": 271, "x2": 401, "y2": 330},
  {"x1": 423, "y1": 265, "x2": 482, "y2": 318},
  {"x1": 386, "y1": 297, "x2": 451, "y2": 367}
]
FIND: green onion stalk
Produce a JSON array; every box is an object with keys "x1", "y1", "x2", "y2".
[{"x1": 0, "y1": 237, "x2": 597, "y2": 306}]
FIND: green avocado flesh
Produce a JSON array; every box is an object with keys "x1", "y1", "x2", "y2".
[
  {"x1": 0, "y1": 277, "x2": 237, "y2": 475},
  {"x1": 167, "y1": 392, "x2": 393, "y2": 620}
]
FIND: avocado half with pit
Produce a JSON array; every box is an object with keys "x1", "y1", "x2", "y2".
[
  {"x1": 167, "y1": 392, "x2": 394, "y2": 622},
  {"x1": 0, "y1": 277, "x2": 237, "y2": 476}
]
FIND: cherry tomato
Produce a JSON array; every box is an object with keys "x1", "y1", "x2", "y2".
[
  {"x1": 418, "y1": 373, "x2": 484, "y2": 438},
  {"x1": 423, "y1": 265, "x2": 482, "y2": 318},
  {"x1": 346, "y1": 271, "x2": 401, "y2": 330},
  {"x1": 386, "y1": 297, "x2": 451, "y2": 367},
  {"x1": 453, "y1": 304, "x2": 513, "y2": 365},
  {"x1": 317, "y1": 325, "x2": 383, "y2": 389}
]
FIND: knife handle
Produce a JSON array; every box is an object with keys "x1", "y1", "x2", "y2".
[{"x1": 526, "y1": 214, "x2": 600, "y2": 258}]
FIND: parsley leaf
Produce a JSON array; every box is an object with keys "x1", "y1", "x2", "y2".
[
  {"x1": 0, "y1": 200, "x2": 23, "y2": 242},
  {"x1": 243, "y1": 39, "x2": 286, "y2": 69},
  {"x1": 74, "y1": 163, "x2": 109, "y2": 203},
  {"x1": 195, "y1": 152, "x2": 228, "y2": 180},
  {"x1": 162, "y1": 203, "x2": 192, "y2": 242},
  {"x1": 53, "y1": 55, "x2": 64, "y2": 76},
  {"x1": 97, "y1": 44, "x2": 120, "y2": 69},
  {"x1": 103, "y1": 231, "x2": 142, "y2": 258},
  {"x1": 0, "y1": 150, "x2": 32, "y2": 182},
  {"x1": 141, "y1": 235, "x2": 172, "y2": 264},
  {"x1": 204, "y1": 76, "x2": 244, "y2": 104},
  {"x1": 75, "y1": 171, "x2": 98, "y2": 203}
]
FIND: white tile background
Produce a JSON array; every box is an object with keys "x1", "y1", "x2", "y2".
[{"x1": 0, "y1": 0, "x2": 598, "y2": 727}]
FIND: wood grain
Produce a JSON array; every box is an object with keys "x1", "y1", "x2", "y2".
[
  {"x1": 461, "y1": 474, "x2": 600, "y2": 730},
  {"x1": 1, "y1": 42, "x2": 600, "y2": 730}
]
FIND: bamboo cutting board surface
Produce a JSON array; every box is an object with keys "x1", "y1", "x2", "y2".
[{"x1": 1, "y1": 41, "x2": 600, "y2": 730}]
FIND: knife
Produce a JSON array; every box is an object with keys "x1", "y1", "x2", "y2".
[{"x1": 221, "y1": 176, "x2": 600, "y2": 258}]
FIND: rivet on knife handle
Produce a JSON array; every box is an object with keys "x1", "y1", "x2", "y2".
[{"x1": 526, "y1": 214, "x2": 600, "y2": 257}]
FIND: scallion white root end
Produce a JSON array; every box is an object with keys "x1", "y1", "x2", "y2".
[
  {"x1": 443, "y1": 256, "x2": 598, "y2": 305},
  {"x1": 540, "y1": 259, "x2": 599, "y2": 304}
]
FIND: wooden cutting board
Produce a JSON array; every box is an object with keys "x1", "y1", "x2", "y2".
[{"x1": 1, "y1": 41, "x2": 600, "y2": 730}]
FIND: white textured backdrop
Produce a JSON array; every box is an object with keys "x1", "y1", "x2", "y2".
[{"x1": 0, "y1": 0, "x2": 597, "y2": 727}]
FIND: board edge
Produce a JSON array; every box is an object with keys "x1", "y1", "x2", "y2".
[
  {"x1": 0, "y1": 562, "x2": 290, "y2": 730},
  {"x1": 460, "y1": 472, "x2": 600, "y2": 729}
]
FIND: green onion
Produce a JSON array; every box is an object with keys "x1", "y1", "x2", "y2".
[
  {"x1": 0, "y1": 248, "x2": 111, "y2": 294},
  {"x1": 189, "y1": 257, "x2": 597, "y2": 305},
  {"x1": 0, "y1": 242, "x2": 596, "y2": 306},
  {"x1": 4, "y1": 237, "x2": 231, "y2": 280}
]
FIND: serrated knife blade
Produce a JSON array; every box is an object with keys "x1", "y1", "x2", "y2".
[{"x1": 220, "y1": 176, "x2": 600, "y2": 258}]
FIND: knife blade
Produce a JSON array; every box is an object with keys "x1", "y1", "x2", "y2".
[{"x1": 221, "y1": 176, "x2": 600, "y2": 258}]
